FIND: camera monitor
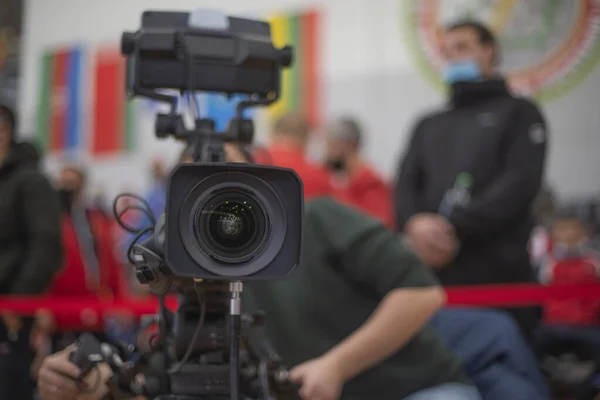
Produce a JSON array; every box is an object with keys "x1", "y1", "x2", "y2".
[{"x1": 121, "y1": 10, "x2": 293, "y2": 96}]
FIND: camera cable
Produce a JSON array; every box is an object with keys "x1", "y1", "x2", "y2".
[{"x1": 168, "y1": 281, "x2": 206, "y2": 373}]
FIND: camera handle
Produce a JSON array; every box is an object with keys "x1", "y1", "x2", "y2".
[
  {"x1": 229, "y1": 281, "x2": 243, "y2": 400},
  {"x1": 125, "y1": 34, "x2": 282, "y2": 161}
]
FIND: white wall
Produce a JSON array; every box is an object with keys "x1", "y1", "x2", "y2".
[{"x1": 18, "y1": 0, "x2": 600, "y2": 201}]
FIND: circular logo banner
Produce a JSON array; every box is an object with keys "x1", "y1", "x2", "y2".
[{"x1": 404, "y1": 0, "x2": 600, "y2": 101}]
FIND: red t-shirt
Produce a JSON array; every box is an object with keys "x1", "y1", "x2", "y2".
[
  {"x1": 539, "y1": 251, "x2": 600, "y2": 326},
  {"x1": 333, "y1": 165, "x2": 395, "y2": 229},
  {"x1": 268, "y1": 145, "x2": 334, "y2": 200}
]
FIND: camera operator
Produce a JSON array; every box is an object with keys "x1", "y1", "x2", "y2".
[
  {"x1": 0, "y1": 103, "x2": 63, "y2": 400},
  {"x1": 38, "y1": 142, "x2": 478, "y2": 400}
]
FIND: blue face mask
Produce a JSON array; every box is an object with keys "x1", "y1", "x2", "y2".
[{"x1": 443, "y1": 60, "x2": 483, "y2": 84}]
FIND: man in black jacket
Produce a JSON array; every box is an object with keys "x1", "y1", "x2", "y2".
[
  {"x1": 0, "y1": 104, "x2": 63, "y2": 400},
  {"x1": 395, "y1": 21, "x2": 547, "y2": 335}
]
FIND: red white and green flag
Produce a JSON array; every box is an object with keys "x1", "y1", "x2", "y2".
[{"x1": 91, "y1": 48, "x2": 136, "y2": 156}]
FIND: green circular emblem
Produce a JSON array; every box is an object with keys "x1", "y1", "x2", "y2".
[{"x1": 404, "y1": 0, "x2": 600, "y2": 102}]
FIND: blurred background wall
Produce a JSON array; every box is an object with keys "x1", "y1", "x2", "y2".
[{"x1": 15, "y1": 0, "x2": 600, "y2": 201}]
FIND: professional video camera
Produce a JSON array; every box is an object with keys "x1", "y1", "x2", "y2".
[{"x1": 68, "y1": 9, "x2": 304, "y2": 400}]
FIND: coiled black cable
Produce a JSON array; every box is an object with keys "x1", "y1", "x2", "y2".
[{"x1": 112, "y1": 193, "x2": 157, "y2": 265}]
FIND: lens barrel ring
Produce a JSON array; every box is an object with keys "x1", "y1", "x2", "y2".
[{"x1": 178, "y1": 171, "x2": 287, "y2": 277}]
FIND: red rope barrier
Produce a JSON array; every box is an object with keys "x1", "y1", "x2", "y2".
[
  {"x1": 445, "y1": 283, "x2": 600, "y2": 307},
  {"x1": 1, "y1": 283, "x2": 600, "y2": 324}
]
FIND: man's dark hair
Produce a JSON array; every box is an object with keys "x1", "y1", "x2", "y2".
[
  {"x1": 0, "y1": 103, "x2": 16, "y2": 136},
  {"x1": 446, "y1": 20, "x2": 497, "y2": 47}
]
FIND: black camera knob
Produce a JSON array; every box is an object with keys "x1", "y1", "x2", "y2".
[
  {"x1": 155, "y1": 114, "x2": 177, "y2": 138},
  {"x1": 239, "y1": 119, "x2": 254, "y2": 144},
  {"x1": 280, "y1": 45, "x2": 293, "y2": 68},
  {"x1": 121, "y1": 32, "x2": 136, "y2": 56}
]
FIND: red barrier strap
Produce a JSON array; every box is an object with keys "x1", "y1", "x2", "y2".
[
  {"x1": 1, "y1": 283, "x2": 600, "y2": 317},
  {"x1": 445, "y1": 283, "x2": 600, "y2": 307}
]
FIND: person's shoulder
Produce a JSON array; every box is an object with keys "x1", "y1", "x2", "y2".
[
  {"x1": 411, "y1": 104, "x2": 453, "y2": 133},
  {"x1": 428, "y1": 108, "x2": 451, "y2": 118},
  {"x1": 510, "y1": 96, "x2": 545, "y2": 120},
  {"x1": 351, "y1": 165, "x2": 389, "y2": 190},
  {"x1": 304, "y1": 197, "x2": 381, "y2": 231},
  {"x1": 14, "y1": 164, "x2": 51, "y2": 187},
  {"x1": 305, "y1": 196, "x2": 352, "y2": 216},
  {"x1": 511, "y1": 95, "x2": 541, "y2": 108}
]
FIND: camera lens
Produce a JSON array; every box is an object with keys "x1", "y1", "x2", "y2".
[{"x1": 194, "y1": 191, "x2": 268, "y2": 262}]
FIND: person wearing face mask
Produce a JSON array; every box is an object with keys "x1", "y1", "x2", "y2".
[
  {"x1": 535, "y1": 208, "x2": 600, "y2": 399},
  {"x1": 0, "y1": 103, "x2": 63, "y2": 400},
  {"x1": 323, "y1": 117, "x2": 394, "y2": 228},
  {"x1": 394, "y1": 20, "x2": 547, "y2": 339},
  {"x1": 537, "y1": 208, "x2": 600, "y2": 326},
  {"x1": 41, "y1": 165, "x2": 128, "y2": 353}
]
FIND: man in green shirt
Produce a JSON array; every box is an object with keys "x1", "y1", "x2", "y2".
[
  {"x1": 38, "y1": 144, "x2": 478, "y2": 400},
  {"x1": 244, "y1": 197, "x2": 476, "y2": 400}
]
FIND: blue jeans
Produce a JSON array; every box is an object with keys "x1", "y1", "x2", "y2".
[
  {"x1": 403, "y1": 383, "x2": 481, "y2": 399},
  {"x1": 428, "y1": 308, "x2": 551, "y2": 400}
]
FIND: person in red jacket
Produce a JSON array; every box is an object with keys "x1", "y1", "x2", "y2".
[
  {"x1": 323, "y1": 117, "x2": 395, "y2": 228},
  {"x1": 39, "y1": 165, "x2": 130, "y2": 351},
  {"x1": 535, "y1": 208, "x2": 600, "y2": 398},
  {"x1": 538, "y1": 209, "x2": 600, "y2": 326},
  {"x1": 268, "y1": 113, "x2": 334, "y2": 200}
]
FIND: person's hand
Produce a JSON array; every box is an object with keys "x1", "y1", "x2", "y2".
[
  {"x1": 289, "y1": 356, "x2": 344, "y2": 400},
  {"x1": 38, "y1": 347, "x2": 82, "y2": 400},
  {"x1": 406, "y1": 213, "x2": 458, "y2": 268}
]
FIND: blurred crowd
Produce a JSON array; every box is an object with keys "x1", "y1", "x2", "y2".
[{"x1": 1, "y1": 19, "x2": 600, "y2": 400}]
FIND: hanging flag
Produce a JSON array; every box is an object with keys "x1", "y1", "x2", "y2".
[
  {"x1": 264, "y1": 10, "x2": 321, "y2": 127},
  {"x1": 36, "y1": 46, "x2": 84, "y2": 153},
  {"x1": 91, "y1": 48, "x2": 136, "y2": 156}
]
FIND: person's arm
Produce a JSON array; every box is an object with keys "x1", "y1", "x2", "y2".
[
  {"x1": 326, "y1": 287, "x2": 444, "y2": 381},
  {"x1": 394, "y1": 119, "x2": 426, "y2": 231},
  {"x1": 313, "y1": 200, "x2": 446, "y2": 379},
  {"x1": 448, "y1": 100, "x2": 547, "y2": 238},
  {"x1": 10, "y1": 171, "x2": 63, "y2": 294}
]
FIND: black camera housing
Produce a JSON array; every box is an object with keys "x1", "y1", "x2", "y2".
[
  {"x1": 164, "y1": 163, "x2": 304, "y2": 280},
  {"x1": 121, "y1": 10, "x2": 292, "y2": 96}
]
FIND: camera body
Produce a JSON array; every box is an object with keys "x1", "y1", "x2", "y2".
[
  {"x1": 165, "y1": 163, "x2": 303, "y2": 280},
  {"x1": 121, "y1": 9, "x2": 302, "y2": 282},
  {"x1": 115, "y1": 9, "x2": 303, "y2": 400}
]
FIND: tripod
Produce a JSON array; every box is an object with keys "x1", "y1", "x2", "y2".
[
  {"x1": 77, "y1": 277, "x2": 298, "y2": 400},
  {"x1": 157, "y1": 280, "x2": 245, "y2": 400}
]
